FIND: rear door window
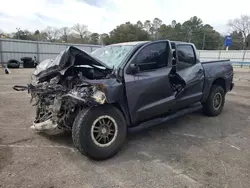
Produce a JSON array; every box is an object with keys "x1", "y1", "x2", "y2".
[{"x1": 176, "y1": 44, "x2": 196, "y2": 70}]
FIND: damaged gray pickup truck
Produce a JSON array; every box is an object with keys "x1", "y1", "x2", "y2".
[{"x1": 14, "y1": 40, "x2": 234, "y2": 160}]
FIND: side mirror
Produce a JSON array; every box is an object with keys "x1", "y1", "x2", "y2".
[{"x1": 129, "y1": 63, "x2": 140, "y2": 74}]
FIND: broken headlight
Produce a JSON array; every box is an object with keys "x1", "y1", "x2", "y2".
[{"x1": 92, "y1": 90, "x2": 106, "y2": 104}]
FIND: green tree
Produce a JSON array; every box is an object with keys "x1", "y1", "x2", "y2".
[
  {"x1": 90, "y1": 33, "x2": 100, "y2": 44},
  {"x1": 152, "y1": 18, "x2": 162, "y2": 39},
  {"x1": 100, "y1": 33, "x2": 110, "y2": 45},
  {"x1": 229, "y1": 31, "x2": 244, "y2": 50},
  {"x1": 72, "y1": 23, "x2": 88, "y2": 43},
  {"x1": 108, "y1": 22, "x2": 150, "y2": 44},
  {"x1": 136, "y1": 21, "x2": 143, "y2": 29},
  {"x1": 144, "y1": 20, "x2": 152, "y2": 33},
  {"x1": 34, "y1": 30, "x2": 40, "y2": 40},
  {"x1": 157, "y1": 17, "x2": 223, "y2": 49},
  {"x1": 171, "y1": 20, "x2": 177, "y2": 27},
  {"x1": 158, "y1": 21, "x2": 185, "y2": 41},
  {"x1": 200, "y1": 24, "x2": 223, "y2": 50},
  {"x1": 246, "y1": 34, "x2": 250, "y2": 49},
  {"x1": 182, "y1": 16, "x2": 203, "y2": 43},
  {"x1": 60, "y1": 27, "x2": 71, "y2": 43},
  {"x1": 228, "y1": 15, "x2": 250, "y2": 49},
  {"x1": 13, "y1": 30, "x2": 36, "y2": 40},
  {"x1": 158, "y1": 24, "x2": 173, "y2": 39},
  {"x1": 172, "y1": 22, "x2": 186, "y2": 41},
  {"x1": 42, "y1": 27, "x2": 60, "y2": 42}
]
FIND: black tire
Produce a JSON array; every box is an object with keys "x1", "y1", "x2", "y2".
[
  {"x1": 7, "y1": 60, "x2": 20, "y2": 68},
  {"x1": 202, "y1": 85, "x2": 225, "y2": 116},
  {"x1": 72, "y1": 105, "x2": 127, "y2": 160}
]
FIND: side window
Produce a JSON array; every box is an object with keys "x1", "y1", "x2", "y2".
[
  {"x1": 134, "y1": 42, "x2": 168, "y2": 71},
  {"x1": 176, "y1": 45, "x2": 196, "y2": 70}
]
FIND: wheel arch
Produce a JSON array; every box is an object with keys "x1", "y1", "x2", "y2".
[
  {"x1": 212, "y1": 77, "x2": 226, "y2": 92},
  {"x1": 110, "y1": 102, "x2": 131, "y2": 127},
  {"x1": 201, "y1": 77, "x2": 226, "y2": 103}
]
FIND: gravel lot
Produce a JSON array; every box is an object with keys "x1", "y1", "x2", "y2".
[{"x1": 0, "y1": 68, "x2": 250, "y2": 188}]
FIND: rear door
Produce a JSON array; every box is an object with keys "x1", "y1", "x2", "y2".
[
  {"x1": 123, "y1": 41, "x2": 176, "y2": 124},
  {"x1": 174, "y1": 44, "x2": 204, "y2": 107}
]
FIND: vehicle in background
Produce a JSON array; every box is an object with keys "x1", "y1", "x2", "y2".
[{"x1": 13, "y1": 40, "x2": 234, "y2": 160}]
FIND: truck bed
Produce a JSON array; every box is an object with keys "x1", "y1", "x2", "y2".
[
  {"x1": 201, "y1": 59, "x2": 230, "y2": 64},
  {"x1": 201, "y1": 59, "x2": 234, "y2": 102}
]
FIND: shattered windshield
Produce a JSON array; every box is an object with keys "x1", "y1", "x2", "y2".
[{"x1": 91, "y1": 45, "x2": 135, "y2": 68}]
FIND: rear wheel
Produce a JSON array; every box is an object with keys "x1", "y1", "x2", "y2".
[
  {"x1": 72, "y1": 105, "x2": 127, "y2": 160},
  {"x1": 202, "y1": 85, "x2": 225, "y2": 116}
]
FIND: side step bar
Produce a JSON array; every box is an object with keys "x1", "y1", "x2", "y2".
[{"x1": 129, "y1": 103, "x2": 202, "y2": 132}]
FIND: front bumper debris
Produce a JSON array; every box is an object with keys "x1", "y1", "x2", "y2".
[{"x1": 31, "y1": 119, "x2": 57, "y2": 131}]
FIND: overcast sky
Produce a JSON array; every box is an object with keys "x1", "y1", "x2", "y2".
[{"x1": 0, "y1": 0, "x2": 249, "y2": 34}]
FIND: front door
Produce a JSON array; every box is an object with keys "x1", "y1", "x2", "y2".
[{"x1": 123, "y1": 41, "x2": 176, "y2": 125}]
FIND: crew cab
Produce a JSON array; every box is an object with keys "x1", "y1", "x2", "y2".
[{"x1": 13, "y1": 40, "x2": 234, "y2": 160}]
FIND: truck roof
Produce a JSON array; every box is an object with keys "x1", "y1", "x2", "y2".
[
  {"x1": 109, "y1": 41, "x2": 150, "y2": 46},
  {"x1": 108, "y1": 40, "x2": 193, "y2": 48},
  {"x1": 170, "y1": 41, "x2": 191, "y2": 45}
]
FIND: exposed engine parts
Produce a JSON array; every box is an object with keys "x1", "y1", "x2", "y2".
[{"x1": 27, "y1": 75, "x2": 107, "y2": 131}]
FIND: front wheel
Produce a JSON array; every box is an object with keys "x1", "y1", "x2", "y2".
[
  {"x1": 72, "y1": 105, "x2": 127, "y2": 160},
  {"x1": 202, "y1": 85, "x2": 225, "y2": 116}
]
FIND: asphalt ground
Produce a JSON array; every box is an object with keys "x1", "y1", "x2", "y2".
[{"x1": 0, "y1": 68, "x2": 250, "y2": 188}]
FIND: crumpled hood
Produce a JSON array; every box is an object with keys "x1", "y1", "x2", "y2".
[{"x1": 34, "y1": 46, "x2": 112, "y2": 80}]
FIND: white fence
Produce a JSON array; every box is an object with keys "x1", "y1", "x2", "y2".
[
  {"x1": 0, "y1": 38, "x2": 102, "y2": 64},
  {"x1": 197, "y1": 50, "x2": 250, "y2": 62},
  {"x1": 197, "y1": 50, "x2": 250, "y2": 67}
]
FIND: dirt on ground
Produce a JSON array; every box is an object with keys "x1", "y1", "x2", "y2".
[{"x1": 0, "y1": 67, "x2": 250, "y2": 188}]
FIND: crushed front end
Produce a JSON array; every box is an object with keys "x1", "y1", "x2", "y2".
[{"x1": 13, "y1": 46, "x2": 112, "y2": 131}]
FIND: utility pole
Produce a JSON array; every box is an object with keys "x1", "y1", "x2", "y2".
[
  {"x1": 16, "y1": 28, "x2": 20, "y2": 40},
  {"x1": 202, "y1": 32, "x2": 206, "y2": 50},
  {"x1": 188, "y1": 32, "x2": 191, "y2": 43},
  {"x1": 188, "y1": 30, "x2": 192, "y2": 43}
]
